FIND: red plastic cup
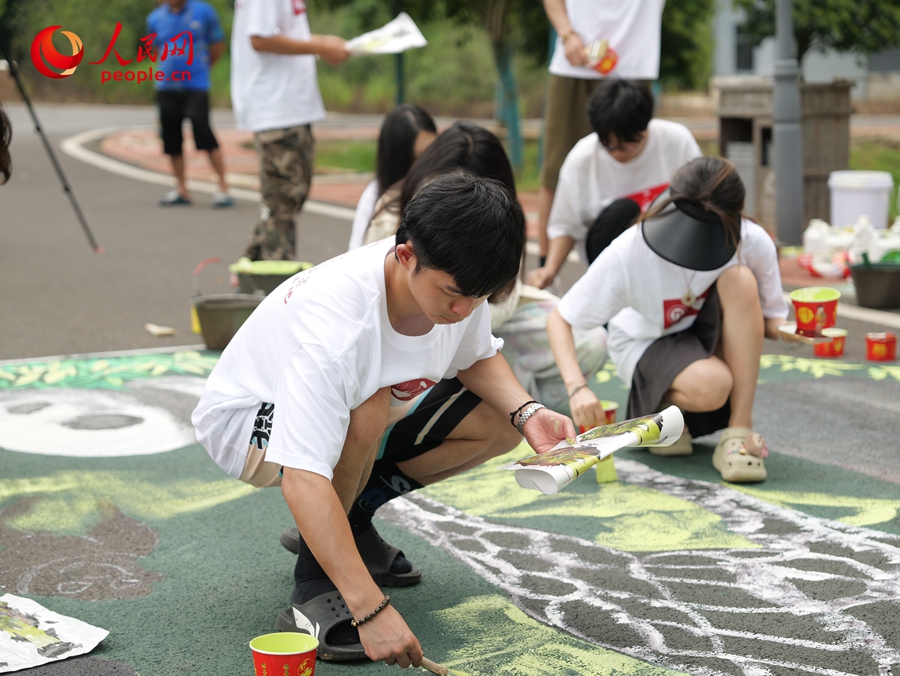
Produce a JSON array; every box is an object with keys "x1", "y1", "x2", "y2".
[
  {"x1": 579, "y1": 400, "x2": 618, "y2": 434},
  {"x1": 814, "y1": 328, "x2": 848, "y2": 358},
  {"x1": 250, "y1": 632, "x2": 318, "y2": 676},
  {"x1": 866, "y1": 332, "x2": 897, "y2": 361},
  {"x1": 790, "y1": 287, "x2": 840, "y2": 336}
]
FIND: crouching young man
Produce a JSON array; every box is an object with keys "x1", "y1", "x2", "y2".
[{"x1": 192, "y1": 174, "x2": 576, "y2": 667}]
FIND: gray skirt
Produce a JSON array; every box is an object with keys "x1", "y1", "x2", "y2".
[{"x1": 626, "y1": 283, "x2": 731, "y2": 438}]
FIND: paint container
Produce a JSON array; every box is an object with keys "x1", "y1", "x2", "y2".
[
  {"x1": 789, "y1": 287, "x2": 841, "y2": 336},
  {"x1": 250, "y1": 632, "x2": 318, "y2": 676},
  {"x1": 594, "y1": 402, "x2": 619, "y2": 483},
  {"x1": 595, "y1": 455, "x2": 618, "y2": 484},
  {"x1": 813, "y1": 328, "x2": 848, "y2": 358},
  {"x1": 866, "y1": 332, "x2": 897, "y2": 361}
]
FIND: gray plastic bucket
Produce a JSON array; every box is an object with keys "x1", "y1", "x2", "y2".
[
  {"x1": 192, "y1": 294, "x2": 262, "y2": 350},
  {"x1": 849, "y1": 264, "x2": 900, "y2": 309}
]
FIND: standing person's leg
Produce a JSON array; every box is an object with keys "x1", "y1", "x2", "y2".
[
  {"x1": 157, "y1": 91, "x2": 191, "y2": 205},
  {"x1": 184, "y1": 90, "x2": 232, "y2": 207},
  {"x1": 243, "y1": 125, "x2": 314, "y2": 261},
  {"x1": 537, "y1": 75, "x2": 599, "y2": 266}
]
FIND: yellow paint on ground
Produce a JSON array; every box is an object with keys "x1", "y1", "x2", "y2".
[
  {"x1": 0, "y1": 471, "x2": 255, "y2": 534},
  {"x1": 421, "y1": 445, "x2": 755, "y2": 552},
  {"x1": 734, "y1": 486, "x2": 900, "y2": 528},
  {"x1": 430, "y1": 595, "x2": 687, "y2": 676}
]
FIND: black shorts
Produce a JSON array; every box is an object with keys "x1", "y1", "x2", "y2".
[
  {"x1": 157, "y1": 89, "x2": 219, "y2": 156},
  {"x1": 378, "y1": 377, "x2": 482, "y2": 463},
  {"x1": 248, "y1": 377, "x2": 483, "y2": 469},
  {"x1": 627, "y1": 283, "x2": 731, "y2": 438}
]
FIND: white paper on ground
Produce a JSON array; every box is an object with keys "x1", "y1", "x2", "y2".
[
  {"x1": 346, "y1": 13, "x2": 428, "y2": 55},
  {"x1": 0, "y1": 594, "x2": 109, "y2": 673}
]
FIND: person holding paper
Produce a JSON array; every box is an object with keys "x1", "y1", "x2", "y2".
[
  {"x1": 193, "y1": 174, "x2": 575, "y2": 664},
  {"x1": 529, "y1": 79, "x2": 701, "y2": 289},
  {"x1": 231, "y1": 0, "x2": 350, "y2": 260},
  {"x1": 546, "y1": 157, "x2": 790, "y2": 483}
]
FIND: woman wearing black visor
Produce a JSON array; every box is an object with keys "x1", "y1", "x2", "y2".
[{"x1": 547, "y1": 156, "x2": 792, "y2": 483}]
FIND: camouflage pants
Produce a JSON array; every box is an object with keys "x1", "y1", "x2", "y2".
[{"x1": 242, "y1": 125, "x2": 314, "y2": 261}]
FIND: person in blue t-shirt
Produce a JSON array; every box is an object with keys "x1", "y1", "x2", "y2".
[{"x1": 147, "y1": 0, "x2": 232, "y2": 208}]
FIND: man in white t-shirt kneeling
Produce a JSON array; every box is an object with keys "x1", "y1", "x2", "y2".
[
  {"x1": 529, "y1": 79, "x2": 702, "y2": 289},
  {"x1": 192, "y1": 174, "x2": 576, "y2": 666}
]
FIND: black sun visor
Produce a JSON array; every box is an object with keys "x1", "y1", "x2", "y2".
[{"x1": 641, "y1": 192, "x2": 739, "y2": 271}]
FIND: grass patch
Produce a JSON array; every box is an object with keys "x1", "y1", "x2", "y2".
[
  {"x1": 851, "y1": 139, "x2": 900, "y2": 220},
  {"x1": 314, "y1": 140, "x2": 377, "y2": 175}
]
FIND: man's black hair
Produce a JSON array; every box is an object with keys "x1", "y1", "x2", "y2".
[
  {"x1": 396, "y1": 173, "x2": 524, "y2": 299},
  {"x1": 586, "y1": 79, "x2": 654, "y2": 146}
]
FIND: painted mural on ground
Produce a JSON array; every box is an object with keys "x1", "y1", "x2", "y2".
[
  {"x1": 1, "y1": 350, "x2": 899, "y2": 676},
  {"x1": 397, "y1": 458, "x2": 900, "y2": 676}
]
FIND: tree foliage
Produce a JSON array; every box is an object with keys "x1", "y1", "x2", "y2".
[
  {"x1": 734, "y1": 0, "x2": 900, "y2": 62},
  {"x1": 660, "y1": 0, "x2": 716, "y2": 90}
]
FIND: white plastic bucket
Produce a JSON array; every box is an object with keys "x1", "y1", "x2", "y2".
[{"x1": 828, "y1": 170, "x2": 894, "y2": 230}]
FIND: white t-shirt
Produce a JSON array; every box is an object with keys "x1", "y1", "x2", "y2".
[
  {"x1": 548, "y1": 119, "x2": 702, "y2": 262},
  {"x1": 230, "y1": 0, "x2": 326, "y2": 132},
  {"x1": 192, "y1": 237, "x2": 502, "y2": 481},
  {"x1": 348, "y1": 179, "x2": 380, "y2": 251},
  {"x1": 557, "y1": 219, "x2": 789, "y2": 386},
  {"x1": 548, "y1": 0, "x2": 665, "y2": 80}
]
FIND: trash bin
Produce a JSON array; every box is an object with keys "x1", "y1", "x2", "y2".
[{"x1": 828, "y1": 170, "x2": 894, "y2": 230}]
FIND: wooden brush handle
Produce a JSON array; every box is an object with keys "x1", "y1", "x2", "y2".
[{"x1": 420, "y1": 656, "x2": 449, "y2": 675}]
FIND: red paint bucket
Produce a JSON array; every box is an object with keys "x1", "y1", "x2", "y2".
[
  {"x1": 250, "y1": 632, "x2": 318, "y2": 676},
  {"x1": 814, "y1": 328, "x2": 848, "y2": 358},
  {"x1": 789, "y1": 287, "x2": 840, "y2": 337},
  {"x1": 866, "y1": 332, "x2": 897, "y2": 361}
]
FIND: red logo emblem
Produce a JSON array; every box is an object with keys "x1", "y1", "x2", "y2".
[
  {"x1": 31, "y1": 26, "x2": 84, "y2": 79},
  {"x1": 391, "y1": 379, "x2": 436, "y2": 402},
  {"x1": 291, "y1": 0, "x2": 306, "y2": 15},
  {"x1": 662, "y1": 288, "x2": 710, "y2": 329},
  {"x1": 623, "y1": 183, "x2": 668, "y2": 212}
]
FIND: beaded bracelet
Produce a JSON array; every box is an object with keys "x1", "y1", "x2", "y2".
[
  {"x1": 509, "y1": 400, "x2": 539, "y2": 429},
  {"x1": 516, "y1": 403, "x2": 546, "y2": 435},
  {"x1": 567, "y1": 383, "x2": 589, "y2": 400},
  {"x1": 351, "y1": 595, "x2": 391, "y2": 627}
]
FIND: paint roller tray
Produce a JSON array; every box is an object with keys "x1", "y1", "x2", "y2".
[{"x1": 777, "y1": 324, "x2": 844, "y2": 344}]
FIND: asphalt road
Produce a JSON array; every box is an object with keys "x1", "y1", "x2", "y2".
[
  {"x1": 0, "y1": 102, "x2": 589, "y2": 361},
  {"x1": 0, "y1": 103, "x2": 349, "y2": 359}
]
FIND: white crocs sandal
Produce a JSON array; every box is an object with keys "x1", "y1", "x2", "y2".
[{"x1": 713, "y1": 426, "x2": 767, "y2": 483}]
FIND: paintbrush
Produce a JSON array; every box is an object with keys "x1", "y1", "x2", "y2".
[{"x1": 420, "y1": 656, "x2": 471, "y2": 676}]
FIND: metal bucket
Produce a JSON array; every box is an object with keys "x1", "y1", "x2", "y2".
[
  {"x1": 192, "y1": 294, "x2": 262, "y2": 351},
  {"x1": 237, "y1": 272, "x2": 294, "y2": 296}
]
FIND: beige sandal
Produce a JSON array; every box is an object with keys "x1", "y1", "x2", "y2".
[
  {"x1": 650, "y1": 430, "x2": 693, "y2": 456},
  {"x1": 713, "y1": 426, "x2": 767, "y2": 483}
]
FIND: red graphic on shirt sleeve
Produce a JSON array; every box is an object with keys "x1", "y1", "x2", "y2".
[
  {"x1": 391, "y1": 379, "x2": 437, "y2": 401},
  {"x1": 623, "y1": 183, "x2": 669, "y2": 212},
  {"x1": 291, "y1": 0, "x2": 306, "y2": 15}
]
